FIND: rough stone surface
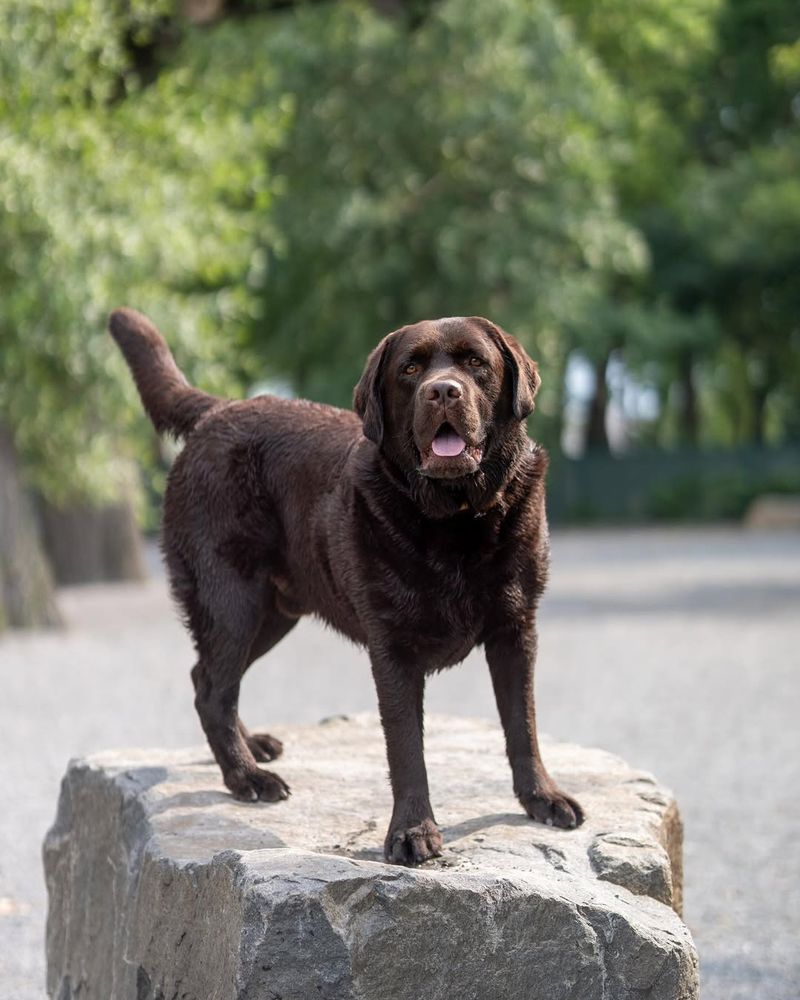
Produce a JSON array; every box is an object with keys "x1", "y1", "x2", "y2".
[{"x1": 44, "y1": 715, "x2": 698, "y2": 1000}]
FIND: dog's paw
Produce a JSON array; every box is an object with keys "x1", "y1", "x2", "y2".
[
  {"x1": 244, "y1": 731, "x2": 284, "y2": 763},
  {"x1": 521, "y1": 784, "x2": 584, "y2": 829},
  {"x1": 226, "y1": 767, "x2": 290, "y2": 803},
  {"x1": 384, "y1": 819, "x2": 443, "y2": 866}
]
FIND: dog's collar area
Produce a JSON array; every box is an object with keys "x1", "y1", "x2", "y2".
[{"x1": 456, "y1": 500, "x2": 486, "y2": 518}]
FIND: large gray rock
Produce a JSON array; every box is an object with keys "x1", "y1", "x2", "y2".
[{"x1": 44, "y1": 715, "x2": 698, "y2": 1000}]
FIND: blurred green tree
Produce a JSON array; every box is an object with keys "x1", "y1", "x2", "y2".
[
  {"x1": 672, "y1": 0, "x2": 800, "y2": 446},
  {"x1": 0, "y1": 0, "x2": 282, "y2": 623},
  {"x1": 254, "y1": 0, "x2": 646, "y2": 448},
  {"x1": 562, "y1": 0, "x2": 723, "y2": 448},
  {"x1": 563, "y1": 0, "x2": 800, "y2": 451}
]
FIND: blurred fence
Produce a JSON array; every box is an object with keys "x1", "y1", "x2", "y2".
[{"x1": 547, "y1": 446, "x2": 800, "y2": 524}]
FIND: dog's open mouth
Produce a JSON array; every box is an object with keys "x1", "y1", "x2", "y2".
[
  {"x1": 431, "y1": 423, "x2": 466, "y2": 458},
  {"x1": 419, "y1": 421, "x2": 483, "y2": 478}
]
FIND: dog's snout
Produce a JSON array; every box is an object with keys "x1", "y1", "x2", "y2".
[{"x1": 424, "y1": 378, "x2": 463, "y2": 403}]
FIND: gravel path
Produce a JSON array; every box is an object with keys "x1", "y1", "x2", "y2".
[{"x1": 1, "y1": 527, "x2": 798, "y2": 999}]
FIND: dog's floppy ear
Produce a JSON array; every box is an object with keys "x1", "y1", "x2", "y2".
[
  {"x1": 480, "y1": 320, "x2": 541, "y2": 421},
  {"x1": 353, "y1": 334, "x2": 393, "y2": 445}
]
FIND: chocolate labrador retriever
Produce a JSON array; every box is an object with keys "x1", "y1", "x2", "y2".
[{"x1": 109, "y1": 308, "x2": 584, "y2": 864}]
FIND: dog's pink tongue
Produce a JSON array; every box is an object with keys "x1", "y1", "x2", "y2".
[{"x1": 432, "y1": 427, "x2": 466, "y2": 457}]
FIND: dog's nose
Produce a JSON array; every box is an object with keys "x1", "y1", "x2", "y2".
[{"x1": 424, "y1": 379, "x2": 463, "y2": 403}]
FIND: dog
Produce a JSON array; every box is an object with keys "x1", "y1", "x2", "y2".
[{"x1": 109, "y1": 308, "x2": 584, "y2": 864}]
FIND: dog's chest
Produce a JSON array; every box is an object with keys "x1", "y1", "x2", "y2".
[{"x1": 378, "y1": 542, "x2": 494, "y2": 668}]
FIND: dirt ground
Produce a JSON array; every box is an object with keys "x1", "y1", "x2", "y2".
[{"x1": 1, "y1": 526, "x2": 798, "y2": 999}]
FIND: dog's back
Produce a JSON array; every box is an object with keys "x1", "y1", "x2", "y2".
[{"x1": 109, "y1": 308, "x2": 364, "y2": 641}]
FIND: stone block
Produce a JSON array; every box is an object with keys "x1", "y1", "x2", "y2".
[{"x1": 44, "y1": 715, "x2": 698, "y2": 999}]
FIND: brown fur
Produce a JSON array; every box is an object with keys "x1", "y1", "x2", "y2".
[{"x1": 110, "y1": 307, "x2": 584, "y2": 864}]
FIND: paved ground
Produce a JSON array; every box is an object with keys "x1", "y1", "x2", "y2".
[{"x1": 1, "y1": 527, "x2": 798, "y2": 999}]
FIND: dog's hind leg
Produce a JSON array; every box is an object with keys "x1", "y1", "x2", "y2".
[
  {"x1": 236, "y1": 609, "x2": 298, "y2": 763},
  {"x1": 190, "y1": 582, "x2": 292, "y2": 803}
]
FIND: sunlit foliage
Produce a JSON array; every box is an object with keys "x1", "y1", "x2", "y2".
[
  {"x1": 0, "y1": 1, "x2": 282, "y2": 501},
  {"x1": 0, "y1": 0, "x2": 797, "y2": 510}
]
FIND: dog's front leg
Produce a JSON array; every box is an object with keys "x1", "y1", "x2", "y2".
[
  {"x1": 486, "y1": 625, "x2": 584, "y2": 829},
  {"x1": 370, "y1": 654, "x2": 442, "y2": 865}
]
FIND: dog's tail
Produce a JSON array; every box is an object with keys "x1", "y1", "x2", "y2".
[{"x1": 109, "y1": 307, "x2": 221, "y2": 438}]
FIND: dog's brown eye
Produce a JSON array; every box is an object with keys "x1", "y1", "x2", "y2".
[
  {"x1": 403, "y1": 363, "x2": 419, "y2": 376},
  {"x1": 469, "y1": 356, "x2": 484, "y2": 368}
]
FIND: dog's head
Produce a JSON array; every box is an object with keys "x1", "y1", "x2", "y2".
[{"x1": 353, "y1": 317, "x2": 540, "y2": 513}]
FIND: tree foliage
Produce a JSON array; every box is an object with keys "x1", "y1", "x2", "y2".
[
  {"x1": 0, "y1": 0, "x2": 281, "y2": 503},
  {"x1": 563, "y1": 0, "x2": 800, "y2": 448},
  {"x1": 0, "y1": 0, "x2": 798, "y2": 516},
  {"x1": 255, "y1": 0, "x2": 648, "y2": 446}
]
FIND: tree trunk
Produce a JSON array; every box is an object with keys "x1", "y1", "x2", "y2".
[
  {"x1": 585, "y1": 355, "x2": 610, "y2": 453},
  {"x1": 0, "y1": 425, "x2": 62, "y2": 630},
  {"x1": 678, "y1": 352, "x2": 699, "y2": 447},
  {"x1": 751, "y1": 385, "x2": 769, "y2": 447},
  {"x1": 39, "y1": 487, "x2": 147, "y2": 586}
]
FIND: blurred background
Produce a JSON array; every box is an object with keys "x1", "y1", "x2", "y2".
[{"x1": 0, "y1": 1, "x2": 798, "y2": 998}]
